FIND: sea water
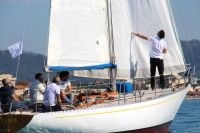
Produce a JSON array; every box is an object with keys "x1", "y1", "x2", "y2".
[{"x1": 170, "y1": 100, "x2": 200, "y2": 133}]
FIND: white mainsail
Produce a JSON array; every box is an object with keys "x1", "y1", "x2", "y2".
[
  {"x1": 47, "y1": 0, "x2": 112, "y2": 71},
  {"x1": 112, "y1": 0, "x2": 185, "y2": 79},
  {"x1": 47, "y1": 0, "x2": 185, "y2": 79}
]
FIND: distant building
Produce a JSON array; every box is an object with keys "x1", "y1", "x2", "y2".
[{"x1": 0, "y1": 74, "x2": 16, "y2": 87}]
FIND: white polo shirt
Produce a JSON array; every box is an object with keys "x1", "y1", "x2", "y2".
[
  {"x1": 43, "y1": 83, "x2": 60, "y2": 106},
  {"x1": 148, "y1": 36, "x2": 167, "y2": 59}
]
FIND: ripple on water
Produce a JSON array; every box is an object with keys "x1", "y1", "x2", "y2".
[{"x1": 170, "y1": 100, "x2": 200, "y2": 133}]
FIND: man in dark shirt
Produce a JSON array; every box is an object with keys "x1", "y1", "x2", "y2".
[{"x1": 0, "y1": 79, "x2": 20, "y2": 113}]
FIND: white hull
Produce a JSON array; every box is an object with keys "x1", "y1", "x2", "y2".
[{"x1": 19, "y1": 86, "x2": 189, "y2": 133}]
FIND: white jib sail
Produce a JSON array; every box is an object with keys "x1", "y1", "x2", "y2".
[
  {"x1": 47, "y1": 0, "x2": 110, "y2": 70},
  {"x1": 111, "y1": 0, "x2": 185, "y2": 79}
]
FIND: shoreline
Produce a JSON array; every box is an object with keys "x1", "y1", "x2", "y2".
[{"x1": 185, "y1": 96, "x2": 200, "y2": 100}]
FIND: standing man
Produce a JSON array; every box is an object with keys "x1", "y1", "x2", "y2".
[
  {"x1": 59, "y1": 71, "x2": 74, "y2": 105},
  {"x1": 131, "y1": 30, "x2": 167, "y2": 90},
  {"x1": 29, "y1": 73, "x2": 45, "y2": 103}
]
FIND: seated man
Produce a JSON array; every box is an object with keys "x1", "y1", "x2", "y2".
[
  {"x1": 0, "y1": 79, "x2": 22, "y2": 113},
  {"x1": 59, "y1": 71, "x2": 74, "y2": 105},
  {"x1": 29, "y1": 73, "x2": 45, "y2": 103},
  {"x1": 43, "y1": 77, "x2": 63, "y2": 112}
]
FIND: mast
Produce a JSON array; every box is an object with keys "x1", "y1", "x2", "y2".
[
  {"x1": 45, "y1": 0, "x2": 52, "y2": 84},
  {"x1": 106, "y1": 0, "x2": 117, "y2": 91}
]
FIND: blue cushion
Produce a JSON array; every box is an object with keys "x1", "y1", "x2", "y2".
[{"x1": 116, "y1": 82, "x2": 133, "y2": 93}]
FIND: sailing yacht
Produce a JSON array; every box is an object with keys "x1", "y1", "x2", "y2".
[{"x1": 0, "y1": 0, "x2": 193, "y2": 133}]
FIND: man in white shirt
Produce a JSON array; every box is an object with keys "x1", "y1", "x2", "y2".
[
  {"x1": 131, "y1": 30, "x2": 167, "y2": 89},
  {"x1": 59, "y1": 71, "x2": 74, "y2": 105},
  {"x1": 43, "y1": 77, "x2": 63, "y2": 112},
  {"x1": 29, "y1": 73, "x2": 45, "y2": 103}
]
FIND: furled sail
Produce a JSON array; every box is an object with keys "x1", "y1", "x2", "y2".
[
  {"x1": 47, "y1": 0, "x2": 112, "y2": 71},
  {"x1": 111, "y1": 0, "x2": 185, "y2": 79}
]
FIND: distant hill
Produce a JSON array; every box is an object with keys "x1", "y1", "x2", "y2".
[
  {"x1": 181, "y1": 40, "x2": 200, "y2": 77},
  {"x1": 0, "y1": 40, "x2": 200, "y2": 81},
  {"x1": 0, "y1": 50, "x2": 45, "y2": 81}
]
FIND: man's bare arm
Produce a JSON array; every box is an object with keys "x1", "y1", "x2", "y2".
[
  {"x1": 60, "y1": 91, "x2": 67, "y2": 99},
  {"x1": 131, "y1": 32, "x2": 148, "y2": 40},
  {"x1": 163, "y1": 48, "x2": 167, "y2": 53},
  {"x1": 57, "y1": 94, "x2": 62, "y2": 107},
  {"x1": 12, "y1": 94, "x2": 21, "y2": 102},
  {"x1": 66, "y1": 85, "x2": 73, "y2": 94}
]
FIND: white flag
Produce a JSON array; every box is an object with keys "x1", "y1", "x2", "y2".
[{"x1": 8, "y1": 41, "x2": 23, "y2": 58}]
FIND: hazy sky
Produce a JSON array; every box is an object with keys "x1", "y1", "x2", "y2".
[{"x1": 0, "y1": 0, "x2": 200, "y2": 54}]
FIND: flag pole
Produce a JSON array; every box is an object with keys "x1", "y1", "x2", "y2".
[
  {"x1": 8, "y1": 41, "x2": 23, "y2": 84},
  {"x1": 15, "y1": 51, "x2": 21, "y2": 83},
  {"x1": 15, "y1": 40, "x2": 23, "y2": 84}
]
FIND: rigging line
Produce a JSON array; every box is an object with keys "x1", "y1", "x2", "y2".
[
  {"x1": 124, "y1": 1, "x2": 132, "y2": 30},
  {"x1": 124, "y1": 0, "x2": 140, "y2": 78},
  {"x1": 168, "y1": 0, "x2": 187, "y2": 71},
  {"x1": 119, "y1": 1, "x2": 133, "y2": 78},
  {"x1": 22, "y1": 0, "x2": 30, "y2": 39},
  {"x1": 176, "y1": 0, "x2": 195, "y2": 67},
  {"x1": 135, "y1": 0, "x2": 140, "y2": 62},
  {"x1": 118, "y1": 3, "x2": 131, "y2": 39},
  {"x1": 124, "y1": 0, "x2": 137, "y2": 78},
  {"x1": 15, "y1": 0, "x2": 30, "y2": 82},
  {"x1": 15, "y1": 45, "x2": 22, "y2": 82},
  {"x1": 134, "y1": 0, "x2": 141, "y2": 78},
  {"x1": 123, "y1": 1, "x2": 133, "y2": 39},
  {"x1": 135, "y1": 0, "x2": 139, "y2": 33},
  {"x1": 119, "y1": 1, "x2": 130, "y2": 42}
]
